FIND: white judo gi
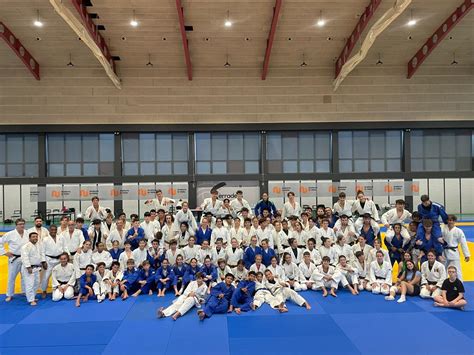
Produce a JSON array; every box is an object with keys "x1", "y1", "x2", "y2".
[
  {"x1": 441, "y1": 225, "x2": 470, "y2": 281},
  {"x1": 41, "y1": 234, "x2": 69, "y2": 292},
  {"x1": 51, "y1": 262, "x2": 76, "y2": 301},
  {"x1": 420, "y1": 260, "x2": 446, "y2": 299},
  {"x1": 311, "y1": 264, "x2": 341, "y2": 290},
  {"x1": 20, "y1": 241, "x2": 46, "y2": 302},
  {"x1": 381, "y1": 208, "x2": 411, "y2": 241},
  {"x1": 0, "y1": 228, "x2": 28, "y2": 297},
  {"x1": 368, "y1": 260, "x2": 392, "y2": 295},
  {"x1": 163, "y1": 280, "x2": 208, "y2": 317}
]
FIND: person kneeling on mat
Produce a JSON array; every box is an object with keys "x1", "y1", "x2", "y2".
[{"x1": 51, "y1": 253, "x2": 76, "y2": 302}]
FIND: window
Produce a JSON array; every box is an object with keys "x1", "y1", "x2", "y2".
[
  {"x1": 195, "y1": 132, "x2": 260, "y2": 174},
  {"x1": 0, "y1": 134, "x2": 38, "y2": 177},
  {"x1": 266, "y1": 131, "x2": 331, "y2": 173},
  {"x1": 47, "y1": 133, "x2": 114, "y2": 177},
  {"x1": 411, "y1": 129, "x2": 472, "y2": 172},
  {"x1": 122, "y1": 133, "x2": 188, "y2": 175},
  {"x1": 338, "y1": 130, "x2": 402, "y2": 173}
]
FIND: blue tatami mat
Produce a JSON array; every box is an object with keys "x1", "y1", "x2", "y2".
[{"x1": 0, "y1": 284, "x2": 473, "y2": 354}]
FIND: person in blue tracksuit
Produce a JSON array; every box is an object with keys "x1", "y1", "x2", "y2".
[
  {"x1": 200, "y1": 256, "x2": 218, "y2": 291},
  {"x1": 260, "y1": 239, "x2": 277, "y2": 267},
  {"x1": 254, "y1": 192, "x2": 277, "y2": 217},
  {"x1": 75, "y1": 264, "x2": 96, "y2": 307},
  {"x1": 195, "y1": 218, "x2": 212, "y2": 245},
  {"x1": 415, "y1": 219, "x2": 444, "y2": 264},
  {"x1": 109, "y1": 240, "x2": 123, "y2": 261},
  {"x1": 183, "y1": 258, "x2": 200, "y2": 286},
  {"x1": 417, "y1": 194, "x2": 448, "y2": 240},
  {"x1": 243, "y1": 236, "x2": 263, "y2": 269},
  {"x1": 230, "y1": 271, "x2": 257, "y2": 314},
  {"x1": 173, "y1": 255, "x2": 188, "y2": 296},
  {"x1": 198, "y1": 273, "x2": 235, "y2": 320},
  {"x1": 121, "y1": 258, "x2": 140, "y2": 300},
  {"x1": 384, "y1": 223, "x2": 409, "y2": 266},
  {"x1": 125, "y1": 219, "x2": 145, "y2": 250},
  {"x1": 132, "y1": 260, "x2": 156, "y2": 297},
  {"x1": 156, "y1": 258, "x2": 175, "y2": 297}
]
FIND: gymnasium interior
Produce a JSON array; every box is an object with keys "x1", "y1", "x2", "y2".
[{"x1": 0, "y1": 0, "x2": 473, "y2": 354}]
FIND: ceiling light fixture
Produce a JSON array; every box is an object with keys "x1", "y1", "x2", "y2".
[
  {"x1": 67, "y1": 53, "x2": 74, "y2": 67},
  {"x1": 34, "y1": 9, "x2": 43, "y2": 27},
  {"x1": 376, "y1": 53, "x2": 383, "y2": 65},
  {"x1": 130, "y1": 10, "x2": 138, "y2": 27},
  {"x1": 225, "y1": 10, "x2": 232, "y2": 27},
  {"x1": 224, "y1": 53, "x2": 231, "y2": 68},
  {"x1": 316, "y1": 10, "x2": 326, "y2": 27},
  {"x1": 300, "y1": 53, "x2": 308, "y2": 67},
  {"x1": 451, "y1": 52, "x2": 458, "y2": 66},
  {"x1": 146, "y1": 53, "x2": 154, "y2": 67},
  {"x1": 407, "y1": 9, "x2": 417, "y2": 26}
]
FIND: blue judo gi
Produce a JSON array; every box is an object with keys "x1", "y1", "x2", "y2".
[
  {"x1": 415, "y1": 232, "x2": 444, "y2": 263},
  {"x1": 173, "y1": 264, "x2": 188, "y2": 288},
  {"x1": 359, "y1": 226, "x2": 378, "y2": 247},
  {"x1": 123, "y1": 267, "x2": 140, "y2": 293},
  {"x1": 261, "y1": 247, "x2": 277, "y2": 267},
  {"x1": 125, "y1": 227, "x2": 145, "y2": 250},
  {"x1": 79, "y1": 273, "x2": 97, "y2": 296},
  {"x1": 155, "y1": 266, "x2": 175, "y2": 290},
  {"x1": 231, "y1": 280, "x2": 256, "y2": 312},
  {"x1": 384, "y1": 234, "x2": 408, "y2": 265},
  {"x1": 137, "y1": 268, "x2": 156, "y2": 293},
  {"x1": 195, "y1": 227, "x2": 212, "y2": 245},
  {"x1": 417, "y1": 202, "x2": 448, "y2": 239},
  {"x1": 200, "y1": 264, "x2": 218, "y2": 285},
  {"x1": 183, "y1": 266, "x2": 200, "y2": 285},
  {"x1": 243, "y1": 246, "x2": 263, "y2": 269},
  {"x1": 202, "y1": 281, "x2": 235, "y2": 318},
  {"x1": 109, "y1": 248, "x2": 123, "y2": 261}
]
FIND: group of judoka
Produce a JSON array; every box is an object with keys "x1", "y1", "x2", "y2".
[{"x1": 0, "y1": 189, "x2": 469, "y2": 316}]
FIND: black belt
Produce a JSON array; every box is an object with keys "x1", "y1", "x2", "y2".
[
  {"x1": 46, "y1": 254, "x2": 62, "y2": 259},
  {"x1": 10, "y1": 254, "x2": 21, "y2": 263},
  {"x1": 30, "y1": 264, "x2": 42, "y2": 268},
  {"x1": 444, "y1": 246, "x2": 458, "y2": 251},
  {"x1": 375, "y1": 276, "x2": 386, "y2": 280},
  {"x1": 427, "y1": 281, "x2": 438, "y2": 285},
  {"x1": 57, "y1": 281, "x2": 69, "y2": 285},
  {"x1": 70, "y1": 251, "x2": 77, "y2": 256}
]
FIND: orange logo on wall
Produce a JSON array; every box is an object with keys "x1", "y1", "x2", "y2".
[
  {"x1": 138, "y1": 188, "x2": 147, "y2": 197},
  {"x1": 411, "y1": 184, "x2": 419, "y2": 193},
  {"x1": 80, "y1": 190, "x2": 90, "y2": 197},
  {"x1": 272, "y1": 186, "x2": 282, "y2": 194},
  {"x1": 51, "y1": 191, "x2": 61, "y2": 198},
  {"x1": 328, "y1": 185, "x2": 337, "y2": 193},
  {"x1": 384, "y1": 184, "x2": 394, "y2": 193},
  {"x1": 110, "y1": 189, "x2": 120, "y2": 197},
  {"x1": 299, "y1": 186, "x2": 309, "y2": 194},
  {"x1": 168, "y1": 188, "x2": 177, "y2": 196}
]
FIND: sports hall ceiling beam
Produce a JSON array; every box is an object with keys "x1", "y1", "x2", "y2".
[
  {"x1": 261, "y1": 0, "x2": 282, "y2": 80},
  {"x1": 334, "y1": 0, "x2": 382, "y2": 79},
  {"x1": 0, "y1": 21, "x2": 40, "y2": 80},
  {"x1": 333, "y1": 0, "x2": 412, "y2": 91},
  {"x1": 176, "y1": 0, "x2": 193, "y2": 80},
  {"x1": 407, "y1": 0, "x2": 473, "y2": 79},
  {"x1": 49, "y1": 0, "x2": 121, "y2": 89}
]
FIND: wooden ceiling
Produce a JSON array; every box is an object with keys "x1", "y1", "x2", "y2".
[{"x1": 0, "y1": 0, "x2": 472, "y2": 73}]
